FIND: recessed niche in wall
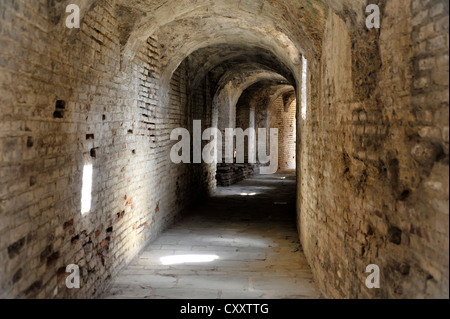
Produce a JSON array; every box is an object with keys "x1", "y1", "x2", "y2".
[
  {"x1": 53, "y1": 100, "x2": 66, "y2": 118},
  {"x1": 29, "y1": 176, "x2": 36, "y2": 187},
  {"x1": 27, "y1": 136, "x2": 34, "y2": 148}
]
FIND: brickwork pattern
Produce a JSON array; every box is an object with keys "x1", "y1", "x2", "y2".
[
  {"x1": 298, "y1": 0, "x2": 449, "y2": 299},
  {"x1": 0, "y1": 0, "x2": 215, "y2": 298}
]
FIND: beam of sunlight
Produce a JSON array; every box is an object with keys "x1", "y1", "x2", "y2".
[
  {"x1": 81, "y1": 164, "x2": 93, "y2": 214},
  {"x1": 302, "y1": 56, "x2": 308, "y2": 120},
  {"x1": 160, "y1": 254, "x2": 219, "y2": 265}
]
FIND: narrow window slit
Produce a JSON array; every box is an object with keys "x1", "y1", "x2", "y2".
[{"x1": 81, "y1": 164, "x2": 93, "y2": 214}]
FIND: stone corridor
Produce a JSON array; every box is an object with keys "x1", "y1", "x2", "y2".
[
  {"x1": 103, "y1": 173, "x2": 321, "y2": 299},
  {"x1": 0, "y1": 0, "x2": 448, "y2": 300}
]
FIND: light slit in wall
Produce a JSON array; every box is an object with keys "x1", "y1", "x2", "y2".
[
  {"x1": 81, "y1": 164, "x2": 93, "y2": 214},
  {"x1": 301, "y1": 56, "x2": 308, "y2": 120}
]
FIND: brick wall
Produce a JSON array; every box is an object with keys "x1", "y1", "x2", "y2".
[
  {"x1": 298, "y1": 0, "x2": 449, "y2": 298},
  {"x1": 0, "y1": 0, "x2": 215, "y2": 298},
  {"x1": 270, "y1": 97, "x2": 296, "y2": 171}
]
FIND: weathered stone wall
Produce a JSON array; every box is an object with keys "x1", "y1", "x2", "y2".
[
  {"x1": 298, "y1": 0, "x2": 449, "y2": 298},
  {"x1": 0, "y1": 0, "x2": 214, "y2": 298}
]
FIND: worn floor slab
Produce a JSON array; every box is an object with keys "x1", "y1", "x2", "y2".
[{"x1": 103, "y1": 172, "x2": 321, "y2": 299}]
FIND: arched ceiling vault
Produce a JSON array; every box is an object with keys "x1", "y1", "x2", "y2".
[
  {"x1": 155, "y1": 16, "x2": 304, "y2": 88},
  {"x1": 53, "y1": 0, "x2": 370, "y2": 65},
  {"x1": 213, "y1": 66, "x2": 289, "y2": 117},
  {"x1": 116, "y1": 0, "x2": 328, "y2": 58},
  {"x1": 186, "y1": 45, "x2": 295, "y2": 89},
  {"x1": 49, "y1": 0, "x2": 370, "y2": 111},
  {"x1": 110, "y1": 0, "x2": 330, "y2": 89},
  {"x1": 240, "y1": 81, "x2": 295, "y2": 108}
]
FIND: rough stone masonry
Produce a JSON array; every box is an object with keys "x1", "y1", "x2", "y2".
[{"x1": 0, "y1": 0, "x2": 448, "y2": 299}]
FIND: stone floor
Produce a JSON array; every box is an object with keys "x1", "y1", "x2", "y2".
[{"x1": 102, "y1": 172, "x2": 321, "y2": 299}]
